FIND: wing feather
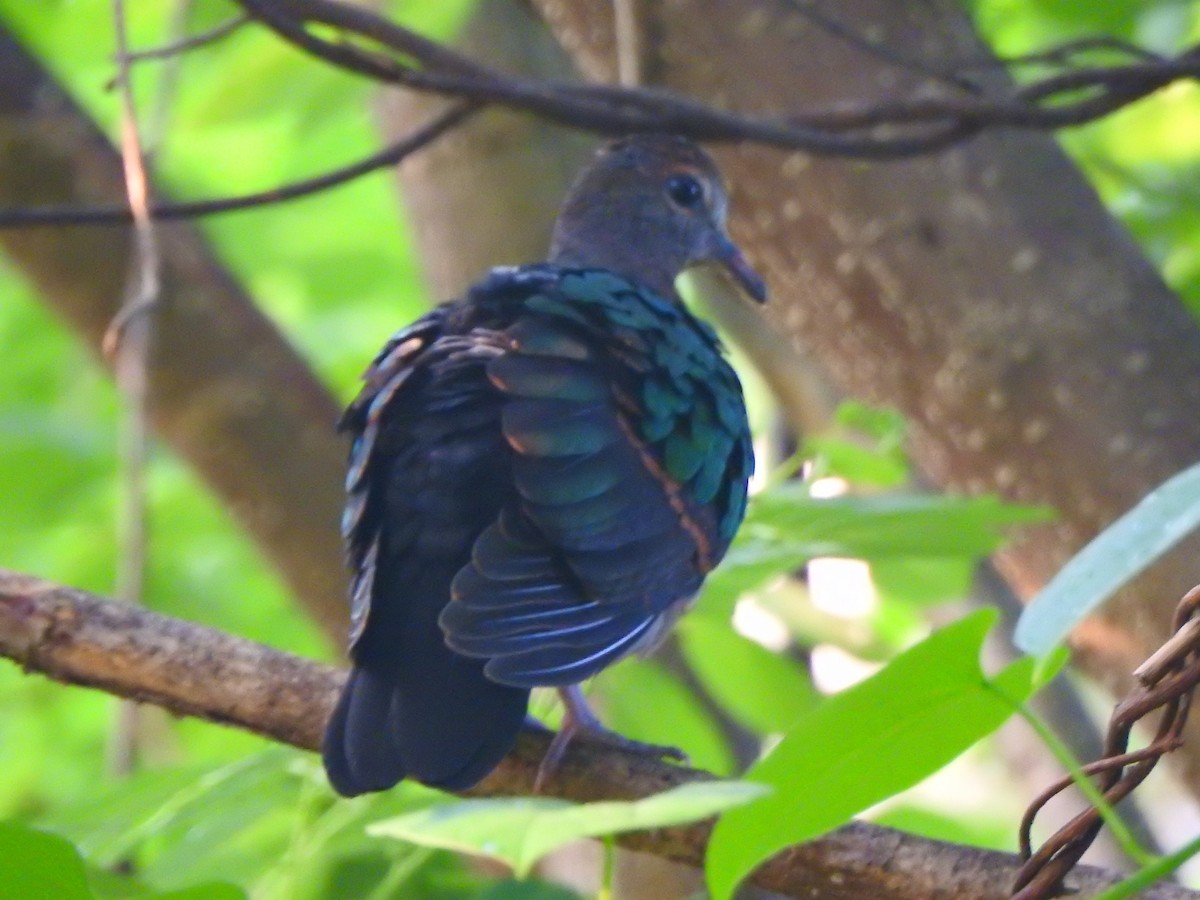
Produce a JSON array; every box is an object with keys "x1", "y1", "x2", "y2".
[{"x1": 441, "y1": 269, "x2": 752, "y2": 687}]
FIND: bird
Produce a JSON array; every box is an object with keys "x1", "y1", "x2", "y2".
[{"x1": 322, "y1": 134, "x2": 765, "y2": 796}]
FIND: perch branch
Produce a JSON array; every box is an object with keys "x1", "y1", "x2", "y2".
[{"x1": 0, "y1": 569, "x2": 1196, "y2": 900}]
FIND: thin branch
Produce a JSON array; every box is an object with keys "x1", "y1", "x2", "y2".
[
  {"x1": 231, "y1": 0, "x2": 977, "y2": 158},
  {"x1": 964, "y1": 37, "x2": 1167, "y2": 72},
  {"x1": 122, "y1": 13, "x2": 250, "y2": 63},
  {"x1": 106, "y1": 0, "x2": 162, "y2": 778},
  {"x1": 226, "y1": 0, "x2": 1199, "y2": 156},
  {"x1": 106, "y1": 0, "x2": 162, "y2": 355},
  {"x1": 0, "y1": 103, "x2": 479, "y2": 228},
  {"x1": 5, "y1": 1, "x2": 1195, "y2": 231},
  {"x1": 1, "y1": 569, "x2": 1198, "y2": 900}
]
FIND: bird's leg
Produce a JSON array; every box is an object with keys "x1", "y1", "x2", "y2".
[{"x1": 533, "y1": 685, "x2": 688, "y2": 792}]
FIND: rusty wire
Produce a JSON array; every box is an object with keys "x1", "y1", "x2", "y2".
[{"x1": 1012, "y1": 584, "x2": 1200, "y2": 899}]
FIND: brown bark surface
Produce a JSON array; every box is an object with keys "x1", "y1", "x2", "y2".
[
  {"x1": 529, "y1": 0, "x2": 1200, "y2": 789},
  {"x1": 0, "y1": 28, "x2": 348, "y2": 646},
  {"x1": 379, "y1": 0, "x2": 592, "y2": 300},
  {"x1": 3, "y1": 568, "x2": 1195, "y2": 900}
]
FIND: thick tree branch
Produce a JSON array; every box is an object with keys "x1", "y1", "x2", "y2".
[{"x1": 1, "y1": 568, "x2": 1195, "y2": 900}]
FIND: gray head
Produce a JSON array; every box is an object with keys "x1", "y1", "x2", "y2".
[{"x1": 548, "y1": 135, "x2": 766, "y2": 304}]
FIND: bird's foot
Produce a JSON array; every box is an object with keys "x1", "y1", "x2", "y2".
[{"x1": 533, "y1": 685, "x2": 687, "y2": 792}]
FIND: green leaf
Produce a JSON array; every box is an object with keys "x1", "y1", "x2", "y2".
[
  {"x1": 804, "y1": 401, "x2": 910, "y2": 487},
  {"x1": 705, "y1": 610, "x2": 1039, "y2": 899},
  {"x1": 1095, "y1": 831, "x2": 1200, "y2": 900},
  {"x1": 149, "y1": 885, "x2": 246, "y2": 900},
  {"x1": 677, "y1": 617, "x2": 816, "y2": 734},
  {"x1": 804, "y1": 436, "x2": 908, "y2": 488},
  {"x1": 833, "y1": 401, "x2": 907, "y2": 443},
  {"x1": 2, "y1": 824, "x2": 243, "y2": 900},
  {"x1": 1016, "y1": 461, "x2": 1200, "y2": 655},
  {"x1": 699, "y1": 492, "x2": 1050, "y2": 620},
  {"x1": 475, "y1": 878, "x2": 583, "y2": 900},
  {"x1": 85, "y1": 863, "x2": 246, "y2": 900},
  {"x1": 745, "y1": 490, "x2": 1051, "y2": 559},
  {"x1": 871, "y1": 557, "x2": 976, "y2": 609},
  {"x1": 368, "y1": 781, "x2": 768, "y2": 878},
  {"x1": 0, "y1": 821, "x2": 94, "y2": 899}
]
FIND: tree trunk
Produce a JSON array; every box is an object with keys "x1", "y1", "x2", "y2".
[{"x1": 528, "y1": 0, "x2": 1200, "y2": 793}]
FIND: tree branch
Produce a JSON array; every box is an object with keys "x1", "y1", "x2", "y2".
[
  {"x1": 0, "y1": 102, "x2": 479, "y2": 228},
  {"x1": 121, "y1": 13, "x2": 250, "y2": 63},
  {"x1": 3, "y1": 1, "x2": 1195, "y2": 227},
  {"x1": 225, "y1": 0, "x2": 1196, "y2": 155},
  {"x1": 0, "y1": 568, "x2": 1196, "y2": 900}
]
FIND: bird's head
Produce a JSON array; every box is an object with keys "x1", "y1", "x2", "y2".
[{"x1": 549, "y1": 134, "x2": 766, "y2": 305}]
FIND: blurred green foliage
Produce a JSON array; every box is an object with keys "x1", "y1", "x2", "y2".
[
  {"x1": 970, "y1": 0, "x2": 1200, "y2": 314},
  {"x1": 0, "y1": 0, "x2": 1197, "y2": 897}
]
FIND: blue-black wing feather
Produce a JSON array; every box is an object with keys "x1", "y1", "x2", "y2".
[
  {"x1": 324, "y1": 306, "x2": 530, "y2": 795},
  {"x1": 440, "y1": 267, "x2": 752, "y2": 687}
]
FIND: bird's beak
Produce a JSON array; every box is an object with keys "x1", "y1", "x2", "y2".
[{"x1": 698, "y1": 231, "x2": 767, "y2": 304}]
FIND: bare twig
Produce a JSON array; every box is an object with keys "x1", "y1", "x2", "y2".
[
  {"x1": 967, "y1": 37, "x2": 1167, "y2": 72},
  {"x1": 1014, "y1": 584, "x2": 1200, "y2": 899},
  {"x1": 105, "y1": 0, "x2": 162, "y2": 358},
  {"x1": 0, "y1": 103, "x2": 478, "y2": 228},
  {"x1": 122, "y1": 14, "x2": 249, "y2": 63},
  {"x1": 106, "y1": 0, "x2": 164, "y2": 779},
  {"x1": 2, "y1": 569, "x2": 1198, "y2": 900}
]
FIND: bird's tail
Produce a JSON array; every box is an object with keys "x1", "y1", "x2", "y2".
[{"x1": 322, "y1": 640, "x2": 529, "y2": 795}]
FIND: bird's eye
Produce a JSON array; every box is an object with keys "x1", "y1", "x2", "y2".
[{"x1": 665, "y1": 173, "x2": 705, "y2": 210}]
